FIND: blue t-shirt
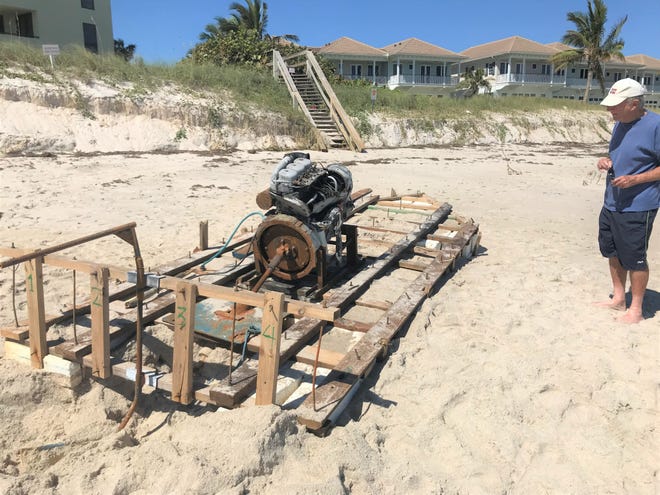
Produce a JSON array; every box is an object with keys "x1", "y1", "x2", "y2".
[{"x1": 604, "y1": 111, "x2": 660, "y2": 212}]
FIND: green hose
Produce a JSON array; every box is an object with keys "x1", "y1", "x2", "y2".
[{"x1": 200, "y1": 211, "x2": 265, "y2": 269}]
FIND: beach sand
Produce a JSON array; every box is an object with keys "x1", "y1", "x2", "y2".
[{"x1": 0, "y1": 141, "x2": 657, "y2": 494}]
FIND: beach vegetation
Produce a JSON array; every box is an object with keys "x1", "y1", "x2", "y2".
[{"x1": 457, "y1": 68, "x2": 491, "y2": 97}]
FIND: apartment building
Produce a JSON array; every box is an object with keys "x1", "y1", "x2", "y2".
[
  {"x1": 0, "y1": 0, "x2": 113, "y2": 54},
  {"x1": 315, "y1": 35, "x2": 660, "y2": 108}
]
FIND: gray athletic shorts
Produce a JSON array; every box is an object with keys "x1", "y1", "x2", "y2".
[{"x1": 598, "y1": 207, "x2": 657, "y2": 270}]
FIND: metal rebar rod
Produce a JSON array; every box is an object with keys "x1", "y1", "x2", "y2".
[{"x1": 72, "y1": 270, "x2": 78, "y2": 345}]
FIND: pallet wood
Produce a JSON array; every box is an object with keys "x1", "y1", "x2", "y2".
[
  {"x1": 207, "y1": 202, "x2": 451, "y2": 409},
  {"x1": 324, "y1": 202, "x2": 452, "y2": 311},
  {"x1": 296, "y1": 224, "x2": 478, "y2": 431},
  {"x1": 5, "y1": 341, "x2": 82, "y2": 388}
]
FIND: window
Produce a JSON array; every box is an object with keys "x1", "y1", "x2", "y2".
[
  {"x1": 420, "y1": 65, "x2": 430, "y2": 76},
  {"x1": 392, "y1": 64, "x2": 401, "y2": 75},
  {"x1": 555, "y1": 68, "x2": 565, "y2": 76},
  {"x1": 81, "y1": 0, "x2": 95, "y2": 9},
  {"x1": 350, "y1": 65, "x2": 361, "y2": 77},
  {"x1": 17, "y1": 13, "x2": 34, "y2": 37},
  {"x1": 541, "y1": 64, "x2": 550, "y2": 75},
  {"x1": 515, "y1": 63, "x2": 522, "y2": 74},
  {"x1": 500, "y1": 62, "x2": 509, "y2": 74},
  {"x1": 408, "y1": 64, "x2": 413, "y2": 70},
  {"x1": 83, "y1": 22, "x2": 98, "y2": 53},
  {"x1": 436, "y1": 66, "x2": 445, "y2": 77},
  {"x1": 613, "y1": 72, "x2": 622, "y2": 82},
  {"x1": 579, "y1": 68, "x2": 588, "y2": 79},
  {"x1": 0, "y1": 15, "x2": 4, "y2": 34}
]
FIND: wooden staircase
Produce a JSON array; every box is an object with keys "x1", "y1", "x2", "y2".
[
  {"x1": 290, "y1": 73, "x2": 346, "y2": 149},
  {"x1": 273, "y1": 50, "x2": 365, "y2": 152}
]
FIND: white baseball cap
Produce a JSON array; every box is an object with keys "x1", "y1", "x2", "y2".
[{"x1": 600, "y1": 78, "x2": 646, "y2": 106}]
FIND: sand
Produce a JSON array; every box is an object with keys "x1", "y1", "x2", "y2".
[{"x1": 0, "y1": 141, "x2": 657, "y2": 495}]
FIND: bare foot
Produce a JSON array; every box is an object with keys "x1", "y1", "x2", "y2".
[
  {"x1": 617, "y1": 311, "x2": 644, "y2": 324},
  {"x1": 593, "y1": 300, "x2": 626, "y2": 311}
]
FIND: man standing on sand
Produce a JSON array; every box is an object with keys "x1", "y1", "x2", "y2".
[{"x1": 596, "y1": 78, "x2": 660, "y2": 323}]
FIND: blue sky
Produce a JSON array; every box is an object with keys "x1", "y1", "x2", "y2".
[{"x1": 111, "y1": 0, "x2": 660, "y2": 63}]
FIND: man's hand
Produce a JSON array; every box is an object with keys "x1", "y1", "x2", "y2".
[
  {"x1": 611, "y1": 175, "x2": 637, "y2": 189},
  {"x1": 597, "y1": 157, "x2": 613, "y2": 172}
]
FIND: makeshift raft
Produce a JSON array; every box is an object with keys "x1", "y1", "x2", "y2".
[{"x1": 0, "y1": 192, "x2": 480, "y2": 433}]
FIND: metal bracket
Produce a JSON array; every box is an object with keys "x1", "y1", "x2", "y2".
[{"x1": 127, "y1": 272, "x2": 165, "y2": 289}]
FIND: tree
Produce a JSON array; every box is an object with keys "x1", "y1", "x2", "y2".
[
  {"x1": 114, "y1": 39, "x2": 136, "y2": 62},
  {"x1": 551, "y1": 0, "x2": 627, "y2": 103},
  {"x1": 198, "y1": 0, "x2": 298, "y2": 43},
  {"x1": 459, "y1": 68, "x2": 491, "y2": 97}
]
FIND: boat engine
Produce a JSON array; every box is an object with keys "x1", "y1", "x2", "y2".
[{"x1": 254, "y1": 152, "x2": 353, "y2": 283}]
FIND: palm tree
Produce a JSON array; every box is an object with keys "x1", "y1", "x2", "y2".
[
  {"x1": 551, "y1": 0, "x2": 627, "y2": 103},
  {"x1": 199, "y1": 0, "x2": 298, "y2": 43},
  {"x1": 460, "y1": 69, "x2": 491, "y2": 97}
]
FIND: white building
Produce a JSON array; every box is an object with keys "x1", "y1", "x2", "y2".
[{"x1": 0, "y1": 0, "x2": 113, "y2": 55}]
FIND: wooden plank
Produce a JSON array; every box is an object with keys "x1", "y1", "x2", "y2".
[
  {"x1": 355, "y1": 298, "x2": 392, "y2": 311},
  {"x1": 25, "y1": 257, "x2": 48, "y2": 369},
  {"x1": 0, "y1": 326, "x2": 29, "y2": 341},
  {"x1": 333, "y1": 317, "x2": 371, "y2": 333},
  {"x1": 255, "y1": 292, "x2": 285, "y2": 405},
  {"x1": 376, "y1": 200, "x2": 438, "y2": 211},
  {"x1": 90, "y1": 266, "x2": 111, "y2": 379},
  {"x1": 399, "y1": 259, "x2": 430, "y2": 272},
  {"x1": 295, "y1": 345, "x2": 345, "y2": 368},
  {"x1": 172, "y1": 281, "x2": 197, "y2": 404}
]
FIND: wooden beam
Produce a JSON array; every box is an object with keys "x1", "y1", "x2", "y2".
[
  {"x1": 199, "y1": 220, "x2": 209, "y2": 251},
  {"x1": 333, "y1": 317, "x2": 371, "y2": 333},
  {"x1": 159, "y1": 275, "x2": 338, "y2": 322},
  {"x1": 172, "y1": 281, "x2": 197, "y2": 404},
  {"x1": 25, "y1": 256, "x2": 48, "y2": 368},
  {"x1": 0, "y1": 325, "x2": 29, "y2": 341},
  {"x1": 90, "y1": 266, "x2": 111, "y2": 379},
  {"x1": 398, "y1": 259, "x2": 430, "y2": 272},
  {"x1": 295, "y1": 345, "x2": 345, "y2": 369},
  {"x1": 255, "y1": 292, "x2": 285, "y2": 406},
  {"x1": 376, "y1": 200, "x2": 438, "y2": 211},
  {"x1": 355, "y1": 298, "x2": 392, "y2": 311}
]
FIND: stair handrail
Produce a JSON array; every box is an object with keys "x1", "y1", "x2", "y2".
[
  {"x1": 303, "y1": 51, "x2": 365, "y2": 152},
  {"x1": 272, "y1": 50, "x2": 328, "y2": 151}
]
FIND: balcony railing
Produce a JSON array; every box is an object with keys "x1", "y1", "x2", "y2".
[
  {"x1": 387, "y1": 75, "x2": 459, "y2": 87},
  {"x1": 341, "y1": 75, "x2": 389, "y2": 85},
  {"x1": 494, "y1": 73, "x2": 564, "y2": 85}
]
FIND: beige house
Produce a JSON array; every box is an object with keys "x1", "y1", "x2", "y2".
[
  {"x1": 316, "y1": 36, "x2": 465, "y2": 95},
  {"x1": 316, "y1": 34, "x2": 660, "y2": 107},
  {"x1": 460, "y1": 36, "x2": 653, "y2": 104},
  {"x1": 0, "y1": 0, "x2": 113, "y2": 54}
]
